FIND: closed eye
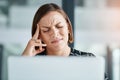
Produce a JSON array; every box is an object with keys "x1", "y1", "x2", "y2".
[
  {"x1": 41, "y1": 28, "x2": 50, "y2": 33},
  {"x1": 40, "y1": 25, "x2": 51, "y2": 33},
  {"x1": 42, "y1": 29, "x2": 49, "y2": 32},
  {"x1": 56, "y1": 25, "x2": 63, "y2": 28}
]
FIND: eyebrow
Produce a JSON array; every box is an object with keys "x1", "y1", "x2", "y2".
[{"x1": 40, "y1": 22, "x2": 61, "y2": 29}]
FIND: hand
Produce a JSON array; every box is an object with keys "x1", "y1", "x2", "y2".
[{"x1": 22, "y1": 24, "x2": 47, "y2": 56}]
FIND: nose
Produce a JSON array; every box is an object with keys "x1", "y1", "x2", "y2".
[{"x1": 50, "y1": 27, "x2": 59, "y2": 38}]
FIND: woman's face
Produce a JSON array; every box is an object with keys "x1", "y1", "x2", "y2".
[{"x1": 38, "y1": 11, "x2": 69, "y2": 51}]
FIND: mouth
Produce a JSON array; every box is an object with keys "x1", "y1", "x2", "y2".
[{"x1": 51, "y1": 38, "x2": 63, "y2": 44}]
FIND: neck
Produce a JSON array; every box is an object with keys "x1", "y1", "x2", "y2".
[{"x1": 46, "y1": 46, "x2": 71, "y2": 56}]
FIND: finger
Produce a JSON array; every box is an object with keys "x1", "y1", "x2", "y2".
[
  {"x1": 32, "y1": 24, "x2": 40, "y2": 39},
  {"x1": 32, "y1": 39, "x2": 42, "y2": 43},
  {"x1": 34, "y1": 43, "x2": 47, "y2": 47},
  {"x1": 28, "y1": 39, "x2": 46, "y2": 49},
  {"x1": 34, "y1": 43, "x2": 46, "y2": 51},
  {"x1": 39, "y1": 40, "x2": 42, "y2": 50},
  {"x1": 34, "y1": 48, "x2": 45, "y2": 55}
]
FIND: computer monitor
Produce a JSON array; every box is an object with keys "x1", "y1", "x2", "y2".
[
  {"x1": 0, "y1": 44, "x2": 3, "y2": 80},
  {"x1": 8, "y1": 56, "x2": 105, "y2": 80}
]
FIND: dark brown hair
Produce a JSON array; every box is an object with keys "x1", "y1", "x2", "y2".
[{"x1": 32, "y1": 3, "x2": 73, "y2": 44}]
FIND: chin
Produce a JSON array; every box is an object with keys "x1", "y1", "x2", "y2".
[{"x1": 54, "y1": 44, "x2": 66, "y2": 50}]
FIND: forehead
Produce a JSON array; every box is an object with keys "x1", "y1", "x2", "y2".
[{"x1": 38, "y1": 11, "x2": 66, "y2": 25}]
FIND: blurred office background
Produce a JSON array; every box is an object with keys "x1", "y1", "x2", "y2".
[{"x1": 0, "y1": 0, "x2": 120, "y2": 80}]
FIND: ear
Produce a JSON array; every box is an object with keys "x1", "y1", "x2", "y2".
[
  {"x1": 67, "y1": 22, "x2": 71, "y2": 33},
  {"x1": 67, "y1": 26, "x2": 70, "y2": 34}
]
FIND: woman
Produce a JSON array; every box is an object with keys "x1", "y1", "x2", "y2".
[{"x1": 22, "y1": 3, "x2": 108, "y2": 80}]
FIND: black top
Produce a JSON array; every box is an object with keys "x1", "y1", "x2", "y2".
[{"x1": 37, "y1": 48, "x2": 109, "y2": 80}]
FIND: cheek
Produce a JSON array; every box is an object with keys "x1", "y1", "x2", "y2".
[
  {"x1": 64, "y1": 28, "x2": 69, "y2": 40},
  {"x1": 60, "y1": 29, "x2": 69, "y2": 39},
  {"x1": 62, "y1": 27, "x2": 69, "y2": 35},
  {"x1": 40, "y1": 34, "x2": 49, "y2": 43}
]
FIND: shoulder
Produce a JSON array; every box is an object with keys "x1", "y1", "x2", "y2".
[{"x1": 69, "y1": 48, "x2": 95, "y2": 57}]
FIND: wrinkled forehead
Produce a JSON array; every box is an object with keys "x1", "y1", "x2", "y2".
[{"x1": 38, "y1": 11, "x2": 67, "y2": 26}]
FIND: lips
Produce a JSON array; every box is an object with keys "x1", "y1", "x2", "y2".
[{"x1": 51, "y1": 38, "x2": 63, "y2": 43}]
